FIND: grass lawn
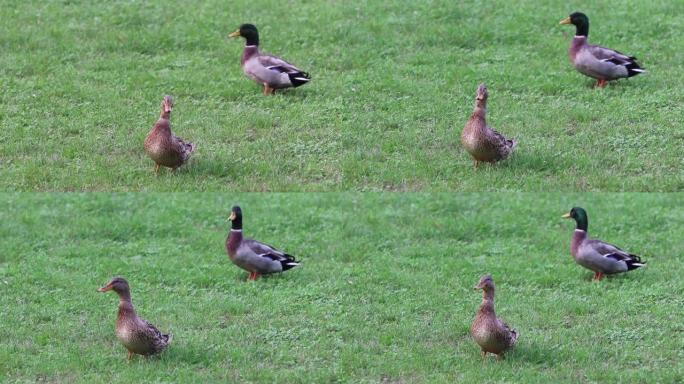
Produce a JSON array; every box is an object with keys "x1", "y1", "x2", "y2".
[
  {"x1": 1, "y1": 193, "x2": 682, "y2": 382},
  {"x1": 1, "y1": 0, "x2": 683, "y2": 191}
]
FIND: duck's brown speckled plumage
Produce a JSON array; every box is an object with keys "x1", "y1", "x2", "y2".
[
  {"x1": 470, "y1": 275, "x2": 518, "y2": 359},
  {"x1": 225, "y1": 206, "x2": 300, "y2": 280},
  {"x1": 144, "y1": 95, "x2": 194, "y2": 173},
  {"x1": 461, "y1": 84, "x2": 516, "y2": 167},
  {"x1": 98, "y1": 277, "x2": 171, "y2": 360}
]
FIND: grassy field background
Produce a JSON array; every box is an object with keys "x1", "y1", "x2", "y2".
[
  {"x1": 1, "y1": 193, "x2": 682, "y2": 382},
  {"x1": 1, "y1": 0, "x2": 683, "y2": 191}
]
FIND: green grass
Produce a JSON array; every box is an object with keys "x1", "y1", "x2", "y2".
[
  {"x1": 1, "y1": 0, "x2": 683, "y2": 191},
  {"x1": 1, "y1": 193, "x2": 682, "y2": 382}
]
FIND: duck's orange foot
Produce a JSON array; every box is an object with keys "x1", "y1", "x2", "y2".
[
  {"x1": 596, "y1": 79, "x2": 607, "y2": 88},
  {"x1": 592, "y1": 271, "x2": 604, "y2": 280}
]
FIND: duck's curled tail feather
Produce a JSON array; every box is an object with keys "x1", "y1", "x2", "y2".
[
  {"x1": 288, "y1": 71, "x2": 311, "y2": 87},
  {"x1": 280, "y1": 254, "x2": 300, "y2": 271}
]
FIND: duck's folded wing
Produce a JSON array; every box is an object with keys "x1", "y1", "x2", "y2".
[
  {"x1": 136, "y1": 319, "x2": 170, "y2": 348},
  {"x1": 172, "y1": 135, "x2": 195, "y2": 159},
  {"x1": 140, "y1": 319, "x2": 163, "y2": 339},
  {"x1": 258, "y1": 54, "x2": 305, "y2": 74},
  {"x1": 586, "y1": 239, "x2": 639, "y2": 261},
  {"x1": 487, "y1": 126, "x2": 516, "y2": 149},
  {"x1": 588, "y1": 45, "x2": 634, "y2": 62},
  {"x1": 586, "y1": 44, "x2": 643, "y2": 77},
  {"x1": 243, "y1": 238, "x2": 289, "y2": 260},
  {"x1": 497, "y1": 319, "x2": 518, "y2": 344}
]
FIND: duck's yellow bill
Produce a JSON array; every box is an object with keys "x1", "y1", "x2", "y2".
[
  {"x1": 229, "y1": 212, "x2": 236, "y2": 221},
  {"x1": 228, "y1": 30, "x2": 241, "y2": 37},
  {"x1": 561, "y1": 213, "x2": 572, "y2": 219},
  {"x1": 559, "y1": 17, "x2": 571, "y2": 25}
]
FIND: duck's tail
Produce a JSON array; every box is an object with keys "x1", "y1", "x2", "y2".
[
  {"x1": 279, "y1": 254, "x2": 300, "y2": 271},
  {"x1": 606, "y1": 253, "x2": 645, "y2": 270},
  {"x1": 619, "y1": 56, "x2": 645, "y2": 78},
  {"x1": 507, "y1": 138, "x2": 517, "y2": 152},
  {"x1": 288, "y1": 71, "x2": 311, "y2": 87},
  {"x1": 625, "y1": 61, "x2": 645, "y2": 78},
  {"x1": 624, "y1": 254, "x2": 645, "y2": 270},
  {"x1": 173, "y1": 136, "x2": 195, "y2": 162}
]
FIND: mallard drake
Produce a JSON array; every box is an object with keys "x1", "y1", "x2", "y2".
[
  {"x1": 562, "y1": 207, "x2": 646, "y2": 280},
  {"x1": 559, "y1": 12, "x2": 645, "y2": 87},
  {"x1": 225, "y1": 205, "x2": 300, "y2": 280},
  {"x1": 98, "y1": 277, "x2": 172, "y2": 360},
  {"x1": 143, "y1": 95, "x2": 195, "y2": 173},
  {"x1": 470, "y1": 275, "x2": 518, "y2": 360},
  {"x1": 228, "y1": 24, "x2": 310, "y2": 95},
  {"x1": 461, "y1": 84, "x2": 516, "y2": 168}
]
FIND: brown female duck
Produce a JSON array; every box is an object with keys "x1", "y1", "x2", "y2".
[
  {"x1": 470, "y1": 274, "x2": 518, "y2": 359},
  {"x1": 143, "y1": 95, "x2": 195, "y2": 173},
  {"x1": 98, "y1": 277, "x2": 172, "y2": 360},
  {"x1": 461, "y1": 84, "x2": 516, "y2": 168},
  {"x1": 225, "y1": 205, "x2": 300, "y2": 280}
]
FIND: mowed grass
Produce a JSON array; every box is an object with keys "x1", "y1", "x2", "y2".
[
  {"x1": 1, "y1": 193, "x2": 682, "y2": 382},
  {"x1": 1, "y1": 0, "x2": 683, "y2": 191}
]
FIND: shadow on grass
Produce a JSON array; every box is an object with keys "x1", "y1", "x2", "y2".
[
  {"x1": 507, "y1": 340, "x2": 562, "y2": 365},
  {"x1": 186, "y1": 157, "x2": 235, "y2": 179},
  {"x1": 162, "y1": 343, "x2": 215, "y2": 365},
  {"x1": 497, "y1": 150, "x2": 562, "y2": 173}
]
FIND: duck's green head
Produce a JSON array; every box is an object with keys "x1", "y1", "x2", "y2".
[
  {"x1": 559, "y1": 12, "x2": 589, "y2": 37},
  {"x1": 229, "y1": 205, "x2": 243, "y2": 229},
  {"x1": 229, "y1": 24, "x2": 259, "y2": 46},
  {"x1": 562, "y1": 207, "x2": 588, "y2": 231}
]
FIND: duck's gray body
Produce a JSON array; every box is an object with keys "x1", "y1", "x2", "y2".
[
  {"x1": 569, "y1": 36, "x2": 642, "y2": 81},
  {"x1": 571, "y1": 229, "x2": 644, "y2": 275},
  {"x1": 240, "y1": 46, "x2": 310, "y2": 90},
  {"x1": 226, "y1": 229, "x2": 299, "y2": 275}
]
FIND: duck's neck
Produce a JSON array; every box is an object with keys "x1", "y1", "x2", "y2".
[
  {"x1": 472, "y1": 103, "x2": 487, "y2": 120},
  {"x1": 573, "y1": 22, "x2": 589, "y2": 38},
  {"x1": 159, "y1": 111, "x2": 171, "y2": 120},
  {"x1": 573, "y1": 215, "x2": 588, "y2": 232},
  {"x1": 154, "y1": 114, "x2": 171, "y2": 135},
  {"x1": 571, "y1": 229, "x2": 587, "y2": 258},
  {"x1": 226, "y1": 220, "x2": 243, "y2": 256},
  {"x1": 479, "y1": 292, "x2": 496, "y2": 316},
  {"x1": 241, "y1": 45, "x2": 259, "y2": 64},
  {"x1": 569, "y1": 36, "x2": 587, "y2": 60},
  {"x1": 117, "y1": 292, "x2": 136, "y2": 320},
  {"x1": 243, "y1": 33, "x2": 259, "y2": 46}
]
